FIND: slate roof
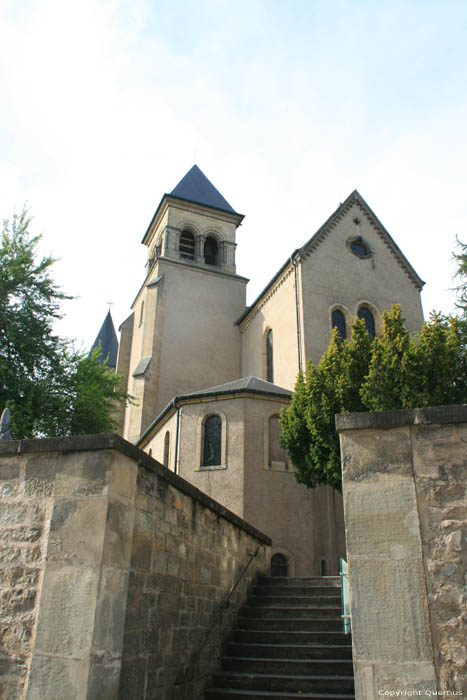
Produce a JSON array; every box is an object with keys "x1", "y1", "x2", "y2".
[
  {"x1": 89, "y1": 310, "x2": 118, "y2": 368},
  {"x1": 170, "y1": 165, "x2": 238, "y2": 214},
  {"x1": 185, "y1": 376, "x2": 292, "y2": 398},
  {"x1": 137, "y1": 376, "x2": 291, "y2": 446}
]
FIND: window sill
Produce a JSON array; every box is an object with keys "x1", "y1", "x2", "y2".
[{"x1": 196, "y1": 464, "x2": 227, "y2": 471}]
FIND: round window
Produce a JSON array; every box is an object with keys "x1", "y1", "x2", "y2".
[{"x1": 346, "y1": 236, "x2": 372, "y2": 259}]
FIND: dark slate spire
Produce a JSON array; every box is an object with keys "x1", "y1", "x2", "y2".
[
  {"x1": 170, "y1": 165, "x2": 237, "y2": 214},
  {"x1": 89, "y1": 310, "x2": 118, "y2": 369}
]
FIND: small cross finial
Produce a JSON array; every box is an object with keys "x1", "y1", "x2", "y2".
[{"x1": 107, "y1": 301, "x2": 114, "y2": 309}]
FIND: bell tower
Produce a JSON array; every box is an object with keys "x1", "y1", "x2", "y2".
[{"x1": 118, "y1": 166, "x2": 248, "y2": 443}]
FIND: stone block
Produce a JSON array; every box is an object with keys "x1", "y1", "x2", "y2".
[
  {"x1": 0, "y1": 460, "x2": 20, "y2": 480},
  {"x1": 130, "y1": 510, "x2": 154, "y2": 571},
  {"x1": 344, "y1": 480, "x2": 422, "y2": 558},
  {"x1": 373, "y1": 661, "x2": 437, "y2": 695},
  {"x1": 341, "y1": 426, "x2": 412, "y2": 482},
  {"x1": 24, "y1": 455, "x2": 58, "y2": 496},
  {"x1": 349, "y1": 557, "x2": 433, "y2": 663},
  {"x1": 102, "y1": 499, "x2": 135, "y2": 569},
  {"x1": 108, "y1": 454, "x2": 138, "y2": 502},
  {"x1": 92, "y1": 566, "x2": 129, "y2": 658},
  {"x1": 47, "y1": 498, "x2": 107, "y2": 567},
  {"x1": 26, "y1": 654, "x2": 90, "y2": 700},
  {"x1": 34, "y1": 566, "x2": 99, "y2": 656},
  {"x1": 54, "y1": 451, "x2": 111, "y2": 497},
  {"x1": 87, "y1": 661, "x2": 122, "y2": 700}
]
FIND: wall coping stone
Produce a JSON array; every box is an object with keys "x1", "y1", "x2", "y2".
[
  {"x1": 336, "y1": 404, "x2": 467, "y2": 432},
  {"x1": 0, "y1": 432, "x2": 271, "y2": 546}
]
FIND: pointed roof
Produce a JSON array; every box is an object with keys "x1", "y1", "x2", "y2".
[
  {"x1": 89, "y1": 310, "x2": 118, "y2": 368},
  {"x1": 170, "y1": 165, "x2": 238, "y2": 214}
]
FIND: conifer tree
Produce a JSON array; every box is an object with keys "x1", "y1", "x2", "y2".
[{"x1": 281, "y1": 305, "x2": 467, "y2": 491}]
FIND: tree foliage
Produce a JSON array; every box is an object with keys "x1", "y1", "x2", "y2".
[
  {"x1": 0, "y1": 210, "x2": 129, "y2": 439},
  {"x1": 280, "y1": 305, "x2": 467, "y2": 491}
]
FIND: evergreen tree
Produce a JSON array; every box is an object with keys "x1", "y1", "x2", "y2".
[
  {"x1": 0, "y1": 209, "x2": 129, "y2": 438},
  {"x1": 281, "y1": 305, "x2": 467, "y2": 491}
]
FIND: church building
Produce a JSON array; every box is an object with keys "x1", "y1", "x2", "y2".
[{"x1": 111, "y1": 165, "x2": 424, "y2": 576}]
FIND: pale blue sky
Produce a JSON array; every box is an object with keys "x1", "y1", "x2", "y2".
[{"x1": 1, "y1": 0, "x2": 466, "y2": 349}]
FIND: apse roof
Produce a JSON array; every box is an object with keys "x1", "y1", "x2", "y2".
[
  {"x1": 186, "y1": 376, "x2": 292, "y2": 398},
  {"x1": 89, "y1": 310, "x2": 118, "y2": 368},
  {"x1": 169, "y1": 165, "x2": 238, "y2": 214},
  {"x1": 137, "y1": 376, "x2": 291, "y2": 446}
]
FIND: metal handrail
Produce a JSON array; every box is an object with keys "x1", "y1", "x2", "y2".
[{"x1": 174, "y1": 546, "x2": 260, "y2": 688}]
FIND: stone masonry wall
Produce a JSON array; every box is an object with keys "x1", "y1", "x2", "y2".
[
  {"x1": 0, "y1": 435, "x2": 270, "y2": 700},
  {"x1": 336, "y1": 405, "x2": 466, "y2": 698},
  {"x1": 0, "y1": 452, "x2": 53, "y2": 699},
  {"x1": 120, "y1": 463, "x2": 269, "y2": 700}
]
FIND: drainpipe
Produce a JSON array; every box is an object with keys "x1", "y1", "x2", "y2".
[
  {"x1": 173, "y1": 404, "x2": 180, "y2": 474},
  {"x1": 291, "y1": 254, "x2": 303, "y2": 373}
]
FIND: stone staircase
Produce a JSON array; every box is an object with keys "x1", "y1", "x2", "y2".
[{"x1": 205, "y1": 576, "x2": 354, "y2": 700}]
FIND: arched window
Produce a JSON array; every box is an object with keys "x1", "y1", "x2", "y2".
[
  {"x1": 358, "y1": 306, "x2": 376, "y2": 337},
  {"x1": 202, "y1": 415, "x2": 222, "y2": 467},
  {"x1": 271, "y1": 553, "x2": 288, "y2": 577},
  {"x1": 204, "y1": 236, "x2": 218, "y2": 266},
  {"x1": 163, "y1": 431, "x2": 170, "y2": 467},
  {"x1": 139, "y1": 301, "x2": 145, "y2": 327},
  {"x1": 321, "y1": 558, "x2": 328, "y2": 576},
  {"x1": 179, "y1": 229, "x2": 195, "y2": 260},
  {"x1": 266, "y1": 329, "x2": 274, "y2": 383},
  {"x1": 331, "y1": 309, "x2": 346, "y2": 341},
  {"x1": 268, "y1": 415, "x2": 287, "y2": 468}
]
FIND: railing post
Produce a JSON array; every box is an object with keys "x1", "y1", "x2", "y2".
[{"x1": 340, "y1": 557, "x2": 351, "y2": 635}]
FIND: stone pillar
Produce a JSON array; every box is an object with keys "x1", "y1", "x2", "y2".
[
  {"x1": 336, "y1": 405, "x2": 467, "y2": 698},
  {"x1": 25, "y1": 445, "x2": 137, "y2": 700}
]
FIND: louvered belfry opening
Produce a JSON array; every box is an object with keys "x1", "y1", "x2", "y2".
[{"x1": 179, "y1": 229, "x2": 195, "y2": 260}]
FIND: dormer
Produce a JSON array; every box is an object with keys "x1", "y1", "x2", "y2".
[{"x1": 142, "y1": 165, "x2": 244, "y2": 276}]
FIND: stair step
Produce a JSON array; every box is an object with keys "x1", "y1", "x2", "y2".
[
  {"x1": 258, "y1": 577, "x2": 341, "y2": 588},
  {"x1": 225, "y1": 643, "x2": 353, "y2": 660},
  {"x1": 238, "y1": 618, "x2": 343, "y2": 632},
  {"x1": 206, "y1": 689, "x2": 354, "y2": 699},
  {"x1": 241, "y1": 606, "x2": 341, "y2": 619},
  {"x1": 254, "y1": 587, "x2": 341, "y2": 598},
  {"x1": 250, "y1": 596, "x2": 342, "y2": 608},
  {"x1": 221, "y1": 657, "x2": 354, "y2": 676},
  {"x1": 233, "y1": 630, "x2": 351, "y2": 645},
  {"x1": 211, "y1": 671, "x2": 355, "y2": 693}
]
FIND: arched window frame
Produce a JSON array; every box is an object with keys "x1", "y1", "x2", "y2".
[
  {"x1": 355, "y1": 301, "x2": 380, "y2": 337},
  {"x1": 203, "y1": 234, "x2": 220, "y2": 266},
  {"x1": 163, "y1": 430, "x2": 170, "y2": 467},
  {"x1": 262, "y1": 328, "x2": 274, "y2": 383},
  {"x1": 329, "y1": 305, "x2": 351, "y2": 342},
  {"x1": 270, "y1": 548, "x2": 295, "y2": 577},
  {"x1": 264, "y1": 413, "x2": 289, "y2": 471},
  {"x1": 196, "y1": 411, "x2": 227, "y2": 470}
]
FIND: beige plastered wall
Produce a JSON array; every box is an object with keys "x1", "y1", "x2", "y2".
[
  {"x1": 239, "y1": 266, "x2": 301, "y2": 391},
  {"x1": 242, "y1": 396, "x2": 345, "y2": 576},
  {"x1": 300, "y1": 203, "x2": 424, "y2": 365},
  {"x1": 123, "y1": 258, "x2": 247, "y2": 443},
  {"x1": 141, "y1": 393, "x2": 346, "y2": 576}
]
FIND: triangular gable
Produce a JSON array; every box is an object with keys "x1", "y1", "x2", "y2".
[{"x1": 300, "y1": 189, "x2": 424, "y2": 290}]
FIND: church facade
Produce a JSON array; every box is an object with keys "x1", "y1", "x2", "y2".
[{"x1": 114, "y1": 165, "x2": 424, "y2": 576}]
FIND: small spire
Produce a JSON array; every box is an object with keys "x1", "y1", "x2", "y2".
[{"x1": 89, "y1": 310, "x2": 118, "y2": 368}]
